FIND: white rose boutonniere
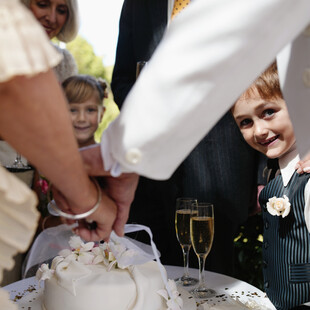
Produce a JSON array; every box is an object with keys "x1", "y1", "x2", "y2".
[{"x1": 266, "y1": 195, "x2": 291, "y2": 218}]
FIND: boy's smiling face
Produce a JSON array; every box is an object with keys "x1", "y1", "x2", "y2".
[{"x1": 232, "y1": 87, "x2": 296, "y2": 159}]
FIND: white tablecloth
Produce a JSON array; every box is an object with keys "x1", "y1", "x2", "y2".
[
  {"x1": 3, "y1": 265, "x2": 276, "y2": 309},
  {"x1": 166, "y1": 265, "x2": 276, "y2": 309}
]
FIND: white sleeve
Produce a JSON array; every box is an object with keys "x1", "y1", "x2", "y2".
[
  {"x1": 0, "y1": 0, "x2": 62, "y2": 83},
  {"x1": 101, "y1": 0, "x2": 310, "y2": 180},
  {"x1": 277, "y1": 23, "x2": 310, "y2": 159},
  {"x1": 304, "y1": 180, "x2": 310, "y2": 233}
]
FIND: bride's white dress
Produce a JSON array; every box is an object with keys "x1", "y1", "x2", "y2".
[{"x1": 0, "y1": 0, "x2": 62, "y2": 308}]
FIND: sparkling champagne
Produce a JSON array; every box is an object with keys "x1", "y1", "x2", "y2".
[
  {"x1": 175, "y1": 209, "x2": 192, "y2": 246},
  {"x1": 174, "y1": 198, "x2": 199, "y2": 287},
  {"x1": 190, "y1": 216, "x2": 214, "y2": 256}
]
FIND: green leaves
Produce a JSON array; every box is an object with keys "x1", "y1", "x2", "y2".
[{"x1": 67, "y1": 35, "x2": 107, "y2": 79}]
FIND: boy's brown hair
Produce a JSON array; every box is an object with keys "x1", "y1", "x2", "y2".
[{"x1": 242, "y1": 61, "x2": 283, "y2": 101}]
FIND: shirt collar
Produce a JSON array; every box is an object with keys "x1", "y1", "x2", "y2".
[{"x1": 279, "y1": 146, "x2": 300, "y2": 187}]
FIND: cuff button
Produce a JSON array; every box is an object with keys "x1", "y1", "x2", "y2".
[{"x1": 125, "y1": 148, "x2": 142, "y2": 164}]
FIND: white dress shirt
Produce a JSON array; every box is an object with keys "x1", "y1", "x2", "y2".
[
  {"x1": 101, "y1": 0, "x2": 310, "y2": 179},
  {"x1": 167, "y1": 0, "x2": 174, "y2": 22}
]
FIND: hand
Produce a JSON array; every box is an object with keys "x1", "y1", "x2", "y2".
[
  {"x1": 80, "y1": 145, "x2": 139, "y2": 236},
  {"x1": 52, "y1": 186, "x2": 117, "y2": 242},
  {"x1": 79, "y1": 144, "x2": 108, "y2": 176},
  {"x1": 102, "y1": 173, "x2": 139, "y2": 236},
  {"x1": 74, "y1": 189, "x2": 117, "y2": 242},
  {"x1": 295, "y1": 151, "x2": 310, "y2": 174},
  {"x1": 249, "y1": 184, "x2": 264, "y2": 216}
]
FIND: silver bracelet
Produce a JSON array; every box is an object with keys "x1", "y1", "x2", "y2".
[{"x1": 49, "y1": 178, "x2": 102, "y2": 220}]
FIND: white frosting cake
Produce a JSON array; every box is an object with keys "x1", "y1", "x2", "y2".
[{"x1": 36, "y1": 235, "x2": 182, "y2": 310}]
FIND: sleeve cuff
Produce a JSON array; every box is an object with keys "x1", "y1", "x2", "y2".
[{"x1": 100, "y1": 130, "x2": 122, "y2": 177}]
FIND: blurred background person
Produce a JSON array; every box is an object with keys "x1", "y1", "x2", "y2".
[
  {"x1": 111, "y1": 0, "x2": 264, "y2": 276},
  {"x1": 21, "y1": 0, "x2": 79, "y2": 82}
]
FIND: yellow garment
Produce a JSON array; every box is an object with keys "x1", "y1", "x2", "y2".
[
  {"x1": 95, "y1": 98, "x2": 120, "y2": 142},
  {"x1": 171, "y1": 0, "x2": 190, "y2": 19}
]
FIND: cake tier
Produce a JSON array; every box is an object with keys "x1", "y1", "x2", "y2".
[{"x1": 42, "y1": 261, "x2": 166, "y2": 310}]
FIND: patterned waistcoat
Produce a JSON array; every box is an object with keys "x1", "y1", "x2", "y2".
[{"x1": 259, "y1": 171, "x2": 310, "y2": 310}]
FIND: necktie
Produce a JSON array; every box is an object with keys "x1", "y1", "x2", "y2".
[
  {"x1": 171, "y1": 0, "x2": 190, "y2": 20},
  {"x1": 267, "y1": 158, "x2": 279, "y2": 181}
]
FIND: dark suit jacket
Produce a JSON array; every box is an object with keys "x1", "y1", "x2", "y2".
[
  {"x1": 112, "y1": 0, "x2": 263, "y2": 275},
  {"x1": 112, "y1": 0, "x2": 185, "y2": 267},
  {"x1": 112, "y1": 0, "x2": 168, "y2": 107}
]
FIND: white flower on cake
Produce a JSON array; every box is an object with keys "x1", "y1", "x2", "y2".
[
  {"x1": 91, "y1": 246, "x2": 105, "y2": 265},
  {"x1": 100, "y1": 242, "x2": 117, "y2": 270},
  {"x1": 109, "y1": 241, "x2": 139, "y2": 269},
  {"x1": 36, "y1": 263, "x2": 54, "y2": 281},
  {"x1": 266, "y1": 195, "x2": 291, "y2": 218},
  {"x1": 35, "y1": 235, "x2": 147, "y2": 284},
  {"x1": 57, "y1": 236, "x2": 95, "y2": 265},
  {"x1": 69, "y1": 235, "x2": 94, "y2": 251},
  {"x1": 157, "y1": 279, "x2": 183, "y2": 310}
]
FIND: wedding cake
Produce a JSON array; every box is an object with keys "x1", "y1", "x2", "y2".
[{"x1": 36, "y1": 235, "x2": 182, "y2": 310}]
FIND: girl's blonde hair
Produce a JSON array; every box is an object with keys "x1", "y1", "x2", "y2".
[
  {"x1": 21, "y1": 0, "x2": 79, "y2": 42},
  {"x1": 62, "y1": 75, "x2": 108, "y2": 105}
]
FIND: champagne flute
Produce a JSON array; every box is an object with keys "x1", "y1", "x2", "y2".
[
  {"x1": 175, "y1": 197, "x2": 198, "y2": 286},
  {"x1": 6, "y1": 152, "x2": 32, "y2": 172},
  {"x1": 190, "y1": 202, "x2": 216, "y2": 298}
]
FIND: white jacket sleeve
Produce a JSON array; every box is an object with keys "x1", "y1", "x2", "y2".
[
  {"x1": 102, "y1": 0, "x2": 310, "y2": 180},
  {"x1": 304, "y1": 180, "x2": 310, "y2": 233}
]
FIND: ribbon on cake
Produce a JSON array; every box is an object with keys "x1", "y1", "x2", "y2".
[
  {"x1": 122, "y1": 224, "x2": 174, "y2": 296},
  {"x1": 122, "y1": 224, "x2": 183, "y2": 310},
  {"x1": 108, "y1": 227, "x2": 159, "y2": 268}
]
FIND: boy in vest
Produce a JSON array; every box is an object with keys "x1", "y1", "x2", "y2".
[{"x1": 232, "y1": 61, "x2": 310, "y2": 310}]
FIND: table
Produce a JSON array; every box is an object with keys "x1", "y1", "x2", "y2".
[
  {"x1": 166, "y1": 265, "x2": 276, "y2": 309},
  {"x1": 3, "y1": 265, "x2": 276, "y2": 309}
]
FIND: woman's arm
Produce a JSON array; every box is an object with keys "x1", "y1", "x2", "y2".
[{"x1": 0, "y1": 70, "x2": 116, "y2": 241}]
